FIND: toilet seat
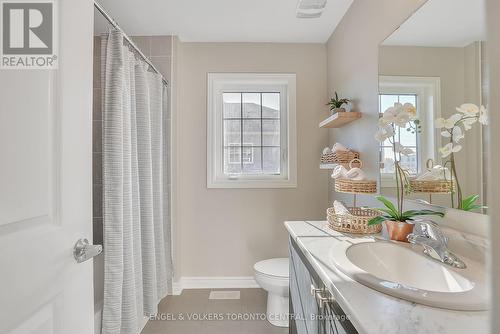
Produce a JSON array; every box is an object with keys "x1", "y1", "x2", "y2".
[{"x1": 254, "y1": 258, "x2": 289, "y2": 278}]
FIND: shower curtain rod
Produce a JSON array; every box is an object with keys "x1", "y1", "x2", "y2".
[{"x1": 94, "y1": 1, "x2": 169, "y2": 87}]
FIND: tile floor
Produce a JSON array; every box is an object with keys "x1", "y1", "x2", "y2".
[{"x1": 141, "y1": 288, "x2": 289, "y2": 334}]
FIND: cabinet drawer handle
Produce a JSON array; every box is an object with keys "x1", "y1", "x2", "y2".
[{"x1": 310, "y1": 284, "x2": 322, "y2": 296}]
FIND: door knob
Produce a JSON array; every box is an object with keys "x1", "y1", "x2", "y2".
[{"x1": 73, "y1": 238, "x2": 102, "y2": 263}]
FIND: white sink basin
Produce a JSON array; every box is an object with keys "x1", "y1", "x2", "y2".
[{"x1": 330, "y1": 240, "x2": 487, "y2": 310}]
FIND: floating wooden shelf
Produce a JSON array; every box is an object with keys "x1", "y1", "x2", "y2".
[{"x1": 319, "y1": 111, "x2": 362, "y2": 128}]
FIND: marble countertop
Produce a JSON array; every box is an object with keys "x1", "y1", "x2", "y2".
[{"x1": 285, "y1": 221, "x2": 489, "y2": 334}]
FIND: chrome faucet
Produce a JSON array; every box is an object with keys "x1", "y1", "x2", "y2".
[{"x1": 407, "y1": 220, "x2": 466, "y2": 269}]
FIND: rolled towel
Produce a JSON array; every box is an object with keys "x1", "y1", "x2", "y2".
[
  {"x1": 322, "y1": 147, "x2": 331, "y2": 155},
  {"x1": 416, "y1": 165, "x2": 451, "y2": 181},
  {"x1": 331, "y1": 165, "x2": 348, "y2": 179},
  {"x1": 345, "y1": 167, "x2": 366, "y2": 181},
  {"x1": 333, "y1": 201, "x2": 350, "y2": 215},
  {"x1": 332, "y1": 142, "x2": 348, "y2": 152}
]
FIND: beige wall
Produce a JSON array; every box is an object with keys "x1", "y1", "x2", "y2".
[
  {"x1": 326, "y1": 0, "x2": 427, "y2": 207},
  {"x1": 174, "y1": 42, "x2": 329, "y2": 277},
  {"x1": 486, "y1": 0, "x2": 500, "y2": 332},
  {"x1": 378, "y1": 44, "x2": 483, "y2": 207}
]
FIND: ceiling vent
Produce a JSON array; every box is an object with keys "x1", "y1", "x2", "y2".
[{"x1": 296, "y1": 0, "x2": 327, "y2": 18}]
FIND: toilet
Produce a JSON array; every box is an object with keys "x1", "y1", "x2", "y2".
[{"x1": 254, "y1": 258, "x2": 289, "y2": 327}]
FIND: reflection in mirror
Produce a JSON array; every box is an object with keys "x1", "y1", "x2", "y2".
[{"x1": 377, "y1": 0, "x2": 487, "y2": 210}]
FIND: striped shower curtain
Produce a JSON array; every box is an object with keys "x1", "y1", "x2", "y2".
[{"x1": 101, "y1": 29, "x2": 172, "y2": 334}]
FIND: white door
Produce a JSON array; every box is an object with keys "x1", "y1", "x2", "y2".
[{"x1": 0, "y1": 0, "x2": 95, "y2": 333}]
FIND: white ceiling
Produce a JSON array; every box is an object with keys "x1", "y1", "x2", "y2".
[
  {"x1": 383, "y1": 0, "x2": 486, "y2": 47},
  {"x1": 94, "y1": 0, "x2": 353, "y2": 43}
]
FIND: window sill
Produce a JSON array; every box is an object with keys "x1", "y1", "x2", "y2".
[{"x1": 207, "y1": 178, "x2": 297, "y2": 189}]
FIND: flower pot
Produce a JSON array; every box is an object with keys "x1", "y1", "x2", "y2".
[
  {"x1": 331, "y1": 107, "x2": 345, "y2": 115},
  {"x1": 384, "y1": 220, "x2": 414, "y2": 242}
]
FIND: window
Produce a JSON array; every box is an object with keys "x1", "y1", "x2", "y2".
[
  {"x1": 207, "y1": 73, "x2": 297, "y2": 188},
  {"x1": 379, "y1": 94, "x2": 419, "y2": 175},
  {"x1": 379, "y1": 76, "x2": 441, "y2": 187}
]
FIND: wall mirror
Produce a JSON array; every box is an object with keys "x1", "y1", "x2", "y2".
[{"x1": 377, "y1": 0, "x2": 487, "y2": 210}]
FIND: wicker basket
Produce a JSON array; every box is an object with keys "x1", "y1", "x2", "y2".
[
  {"x1": 321, "y1": 150, "x2": 360, "y2": 168},
  {"x1": 335, "y1": 178, "x2": 377, "y2": 194},
  {"x1": 409, "y1": 179, "x2": 454, "y2": 194},
  {"x1": 327, "y1": 207, "x2": 382, "y2": 234}
]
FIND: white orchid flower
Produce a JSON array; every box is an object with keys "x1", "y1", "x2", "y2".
[
  {"x1": 462, "y1": 117, "x2": 477, "y2": 131},
  {"x1": 456, "y1": 103, "x2": 479, "y2": 116},
  {"x1": 394, "y1": 111, "x2": 410, "y2": 127},
  {"x1": 452, "y1": 126, "x2": 464, "y2": 142},
  {"x1": 394, "y1": 142, "x2": 415, "y2": 156},
  {"x1": 440, "y1": 126, "x2": 463, "y2": 142},
  {"x1": 380, "y1": 105, "x2": 399, "y2": 124},
  {"x1": 435, "y1": 114, "x2": 461, "y2": 129},
  {"x1": 403, "y1": 103, "x2": 417, "y2": 119},
  {"x1": 374, "y1": 125, "x2": 394, "y2": 142},
  {"x1": 439, "y1": 142, "x2": 462, "y2": 158},
  {"x1": 479, "y1": 105, "x2": 488, "y2": 125}
]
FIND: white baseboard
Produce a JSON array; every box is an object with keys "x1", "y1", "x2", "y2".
[
  {"x1": 171, "y1": 276, "x2": 259, "y2": 295},
  {"x1": 172, "y1": 281, "x2": 183, "y2": 295}
]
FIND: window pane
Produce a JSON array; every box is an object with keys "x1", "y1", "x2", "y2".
[
  {"x1": 400, "y1": 152, "x2": 418, "y2": 175},
  {"x1": 242, "y1": 147, "x2": 262, "y2": 174},
  {"x1": 262, "y1": 120, "x2": 280, "y2": 146},
  {"x1": 381, "y1": 147, "x2": 395, "y2": 174},
  {"x1": 224, "y1": 120, "x2": 241, "y2": 145},
  {"x1": 243, "y1": 119, "x2": 261, "y2": 146},
  {"x1": 262, "y1": 93, "x2": 280, "y2": 118},
  {"x1": 224, "y1": 146, "x2": 242, "y2": 174},
  {"x1": 223, "y1": 93, "x2": 241, "y2": 118},
  {"x1": 399, "y1": 95, "x2": 416, "y2": 105},
  {"x1": 399, "y1": 124, "x2": 417, "y2": 147},
  {"x1": 380, "y1": 94, "x2": 398, "y2": 113},
  {"x1": 263, "y1": 147, "x2": 281, "y2": 174},
  {"x1": 242, "y1": 93, "x2": 261, "y2": 118}
]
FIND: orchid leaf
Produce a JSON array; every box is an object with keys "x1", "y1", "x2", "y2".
[
  {"x1": 401, "y1": 210, "x2": 444, "y2": 220},
  {"x1": 461, "y1": 194, "x2": 487, "y2": 212},
  {"x1": 367, "y1": 216, "x2": 387, "y2": 226},
  {"x1": 375, "y1": 196, "x2": 399, "y2": 219},
  {"x1": 375, "y1": 208, "x2": 399, "y2": 218}
]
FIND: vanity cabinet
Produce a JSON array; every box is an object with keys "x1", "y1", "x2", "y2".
[{"x1": 289, "y1": 237, "x2": 357, "y2": 334}]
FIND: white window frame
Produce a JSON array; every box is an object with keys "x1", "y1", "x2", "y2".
[
  {"x1": 379, "y1": 76, "x2": 441, "y2": 188},
  {"x1": 207, "y1": 73, "x2": 297, "y2": 188}
]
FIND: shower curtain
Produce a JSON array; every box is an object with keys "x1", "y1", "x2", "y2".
[{"x1": 101, "y1": 29, "x2": 172, "y2": 334}]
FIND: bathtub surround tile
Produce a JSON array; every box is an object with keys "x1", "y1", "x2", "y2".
[
  {"x1": 93, "y1": 88, "x2": 102, "y2": 120},
  {"x1": 92, "y1": 120, "x2": 102, "y2": 153},
  {"x1": 130, "y1": 36, "x2": 151, "y2": 57},
  {"x1": 151, "y1": 36, "x2": 172, "y2": 57},
  {"x1": 93, "y1": 218, "x2": 103, "y2": 245},
  {"x1": 93, "y1": 184, "x2": 103, "y2": 218},
  {"x1": 93, "y1": 152, "x2": 102, "y2": 184},
  {"x1": 150, "y1": 56, "x2": 171, "y2": 81}
]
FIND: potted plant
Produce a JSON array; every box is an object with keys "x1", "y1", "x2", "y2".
[
  {"x1": 435, "y1": 103, "x2": 488, "y2": 211},
  {"x1": 371, "y1": 102, "x2": 444, "y2": 241},
  {"x1": 327, "y1": 92, "x2": 351, "y2": 115},
  {"x1": 368, "y1": 196, "x2": 444, "y2": 241}
]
